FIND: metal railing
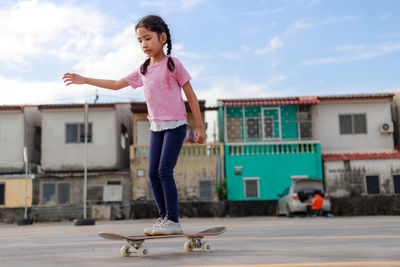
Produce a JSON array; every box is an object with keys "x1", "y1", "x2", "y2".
[
  {"x1": 226, "y1": 142, "x2": 320, "y2": 156},
  {"x1": 130, "y1": 143, "x2": 224, "y2": 159}
]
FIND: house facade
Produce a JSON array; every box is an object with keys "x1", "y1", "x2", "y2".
[
  {"x1": 318, "y1": 93, "x2": 400, "y2": 197},
  {"x1": 217, "y1": 97, "x2": 323, "y2": 201},
  {"x1": 33, "y1": 103, "x2": 132, "y2": 220},
  {"x1": 0, "y1": 106, "x2": 39, "y2": 209}
]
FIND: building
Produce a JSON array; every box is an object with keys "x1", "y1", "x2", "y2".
[
  {"x1": 130, "y1": 101, "x2": 224, "y2": 202},
  {"x1": 0, "y1": 105, "x2": 39, "y2": 209},
  {"x1": 33, "y1": 103, "x2": 132, "y2": 221},
  {"x1": 217, "y1": 97, "x2": 323, "y2": 201},
  {"x1": 319, "y1": 93, "x2": 400, "y2": 197}
]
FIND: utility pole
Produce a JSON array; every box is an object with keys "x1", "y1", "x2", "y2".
[
  {"x1": 17, "y1": 146, "x2": 33, "y2": 225},
  {"x1": 74, "y1": 102, "x2": 95, "y2": 226}
]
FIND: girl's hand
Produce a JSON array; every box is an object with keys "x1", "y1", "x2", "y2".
[
  {"x1": 63, "y1": 73, "x2": 85, "y2": 86},
  {"x1": 194, "y1": 127, "x2": 205, "y2": 144}
]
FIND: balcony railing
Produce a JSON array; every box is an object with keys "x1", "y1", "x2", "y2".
[
  {"x1": 130, "y1": 143, "x2": 224, "y2": 159},
  {"x1": 226, "y1": 141, "x2": 320, "y2": 156}
]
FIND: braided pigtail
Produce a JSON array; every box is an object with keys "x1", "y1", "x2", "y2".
[
  {"x1": 163, "y1": 23, "x2": 175, "y2": 72},
  {"x1": 140, "y1": 58, "x2": 151, "y2": 75}
]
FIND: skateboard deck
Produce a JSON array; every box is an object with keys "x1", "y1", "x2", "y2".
[{"x1": 99, "y1": 226, "x2": 226, "y2": 257}]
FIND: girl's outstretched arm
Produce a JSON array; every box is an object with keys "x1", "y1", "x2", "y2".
[
  {"x1": 182, "y1": 81, "x2": 205, "y2": 144},
  {"x1": 62, "y1": 73, "x2": 129, "y2": 90}
]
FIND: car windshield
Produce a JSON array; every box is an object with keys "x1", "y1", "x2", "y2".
[{"x1": 293, "y1": 180, "x2": 323, "y2": 192}]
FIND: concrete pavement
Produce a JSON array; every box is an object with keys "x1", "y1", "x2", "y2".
[{"x1": 1, "y1": 216, "x2": 400, "y2": 266}]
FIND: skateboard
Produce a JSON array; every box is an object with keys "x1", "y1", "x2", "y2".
[{"x1": 99, "y1": 226, "x2": 226, "y2": 258}]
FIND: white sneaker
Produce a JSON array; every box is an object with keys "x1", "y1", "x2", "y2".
[
  {"x1": 144, "y1": 217, "x2": 164, "y2": 236},
  {"x1": 151, "y1": 219, "x2": 183, "y2": 236}
]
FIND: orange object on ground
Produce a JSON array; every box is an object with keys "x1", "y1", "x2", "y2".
[{"x1": 312, "y1": 194, "x2": 324, "y2": 210}]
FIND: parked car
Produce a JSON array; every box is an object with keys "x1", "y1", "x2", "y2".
[{"x1": 276, "y1": 177, "x2": 331, "y2": 216}]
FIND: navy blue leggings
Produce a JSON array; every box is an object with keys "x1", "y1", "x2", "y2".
[{"x1": 148, "y1": 124, "x2": 187, "y2": 223}]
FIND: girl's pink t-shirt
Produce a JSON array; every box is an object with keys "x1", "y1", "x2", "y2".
[{"x1": 124, "y1": 56, "x2": 191, "y2": 121}]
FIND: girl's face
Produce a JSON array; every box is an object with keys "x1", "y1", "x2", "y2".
[{"x1": 136, "y1": 27, "x2": 167, "y2": 57}]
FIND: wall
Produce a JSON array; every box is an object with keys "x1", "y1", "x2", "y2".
[
  {"x1": 324, "y1": 158, "x2": 400, "y2": 197},
  {"x1": 131, "y1": 144, "x2": 223, "y2": 201},
  {"x1": 391, "y1": 95, "x2": 400, "y2": 147},
  {"x1": 41, "y1": 108, "x2": 118, "y2": 171},
  {"x1": 0, "y1": 111, "x2": 24, "y2": 172},
  {"x1": 23, "y1": 106, "x2": 41, "y2": 164},
  {"x1": 32, "y1": 172, "x2": 131, "y2": 221},
  {"x1": 0, "y1": 176, "x2": 32, "y2": 207},
  {"x1": 225, "y1": 143, "x2": 323, "y2": 200},
  {"x1": 115, "y1": 103, "x2": 132, "y2": 170},
  {"x1": 317, "y1": 101, "x2": 394, "y2": 153}
]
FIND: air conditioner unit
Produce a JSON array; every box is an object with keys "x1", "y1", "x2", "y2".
[{"x1": 380, "y1": 122, "x2": 394, "y2": 134}]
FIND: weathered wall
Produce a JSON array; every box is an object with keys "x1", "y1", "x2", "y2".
[
  {"x1": 0, "y1": 177, "x2": 32, "y2": 207},
  {"x1": 41, "y1": 108, "x2": 118, "y2": 171},
  {"x1": 0, "y1": 208, "x2": 32, "y2": 223},
  {"x1": 130, "y1": 200, "x2": 277, "y2": 219},
  {"x1": 23, "y1": 106, "x2": 41, "y2": 164},
  {"x1": 391, "y1": 95, "x2": 400, "y2": 147},
  {"x1": 324, "y1": 159, "x2": 400, "y2": 197},
  {"x1": 131, "y1": 153, "x2": 220, "y2": 201},
  {"x1": 331, "y1": 196, "x2": 400, "y2": 216},
  {"x1": 115, "y1": 103, "x2": 132, "y2": 170},
  {"x1": 317, "y1": 101, "x2": 395, "y2": 153},
  {"x1": 0, "y1": 111, "x2": 24, "y2": 172}
]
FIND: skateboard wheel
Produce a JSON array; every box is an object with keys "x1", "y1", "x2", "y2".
[
  {"x1": 120, "y1": 245, "x2": 131, "y2": 257},
  {"x1": 137, "y1": 247, "x2": 149, "y2": 258},
  {"x1": 201, "y1": 242, "x2": 212, "y2": 252},
  {"x1": 184, "y1": 241, "x2": 193, "y2": 252}
]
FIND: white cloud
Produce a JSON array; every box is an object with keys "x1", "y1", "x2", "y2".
[
  {"x1": 302, "y1": 42, "x2": 400, "y2": 65},
  {"x1": 73, "y1": 26, "x2": 146, "y2": 79},
  {"x1": 304, "y1": 0, "x2": 322, "y2": 9},
  {"x1": 235, "y1": 7, "x2": 287, "y2": 16},
  {"x1": 0, "y1": 0, "x2": 113, "y2": 72},
  {"x1": 0, "y1": 74, "x2": 136, "y2": 105},
  {"x1": 255, "y1": 36, "x2": 283, "y2": 55},
  {"x1": 196, "y1": 75, "x2": 289, "y2": 107},
  {"x1": 140, "y1": 0, "x2": 204, "y2": 10},
  {"x1": 286, "y1": 15, "x2": 357, "y2": 34},
  {"x1": 174, "y1": 43, "x2": 206, "y2": 59},
  {"x1": 0, "y1": 1, "x2": 143, "y2": 105}
]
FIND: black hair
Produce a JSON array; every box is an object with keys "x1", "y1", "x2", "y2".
[{"x1": 135, "y1": 15, "x2": 175, "y2": 75}]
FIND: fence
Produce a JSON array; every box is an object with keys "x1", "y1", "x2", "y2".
[
  {"x1": 226, "y1": 142, "x2": 320, "y2": 156},
  {"x1": 130, "y1": 143, "x2": 224, "y2": 159}
]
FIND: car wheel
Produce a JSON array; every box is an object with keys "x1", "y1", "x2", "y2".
[
  {"x1": 275, "y1": 205, "x2": 281, "y2": 216},
  {"x1": 286, "y1": 205, "x2": 294, "y2": 217}
]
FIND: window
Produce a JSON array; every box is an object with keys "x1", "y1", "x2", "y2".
[
  {"x1": 66, "y1": 123, "x2": 92, "y2": 143},
  {"x1": 42, "y1": 183, "x2": 70, "y2": 205},
  {"x1": 264, "y1": 117, "x2": 274, "y2": 138},
  {"x1": 246, "y1": 118, "x2": 261, "y2": 139},
  {"x1": 0, "y1": 183, "x2": 5, "y2": 205},
  {"x1": 226, "y1": 117, "x2": 243, "y2": 142},
  {"x1": 57, "y1": 183, "x2": 70, "y2": 204},
  {"x1": 244, "y1": 178, "x2": 259, "y2": 199},
  {"x1": 199, "y1": 181, "x2": 212, "y2": 200},
  {"x1": 298, "y1": 106, "x2": 312, "y2": 139},
  {"x1": 393, "y1": 175, "x2": 400, "y2": 194},
  {"x1": 365, "y1": 175, "x2": 380, "y2": 195},
  {"x1": 88, "y1": 186, "x2": 103, "y2": 202},
  {"x1": 339, "y1": 114, "x2": 367, "y2": 135},
  {"x1": 42, "y1": 184, "x2": 56, "y2": 205}
]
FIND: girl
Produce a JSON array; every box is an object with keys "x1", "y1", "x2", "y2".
[{"x1": 63, "y1": 15, "x2": 205, "y2": 235}]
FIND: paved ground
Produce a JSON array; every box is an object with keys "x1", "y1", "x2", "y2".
[{"x1": 1, "y1": 216, "x2": 400, "y2": 267}]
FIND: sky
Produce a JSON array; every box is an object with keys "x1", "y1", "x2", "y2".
[{"x1": 1, "y1": 0, "x2": 400, "y2": 140}]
